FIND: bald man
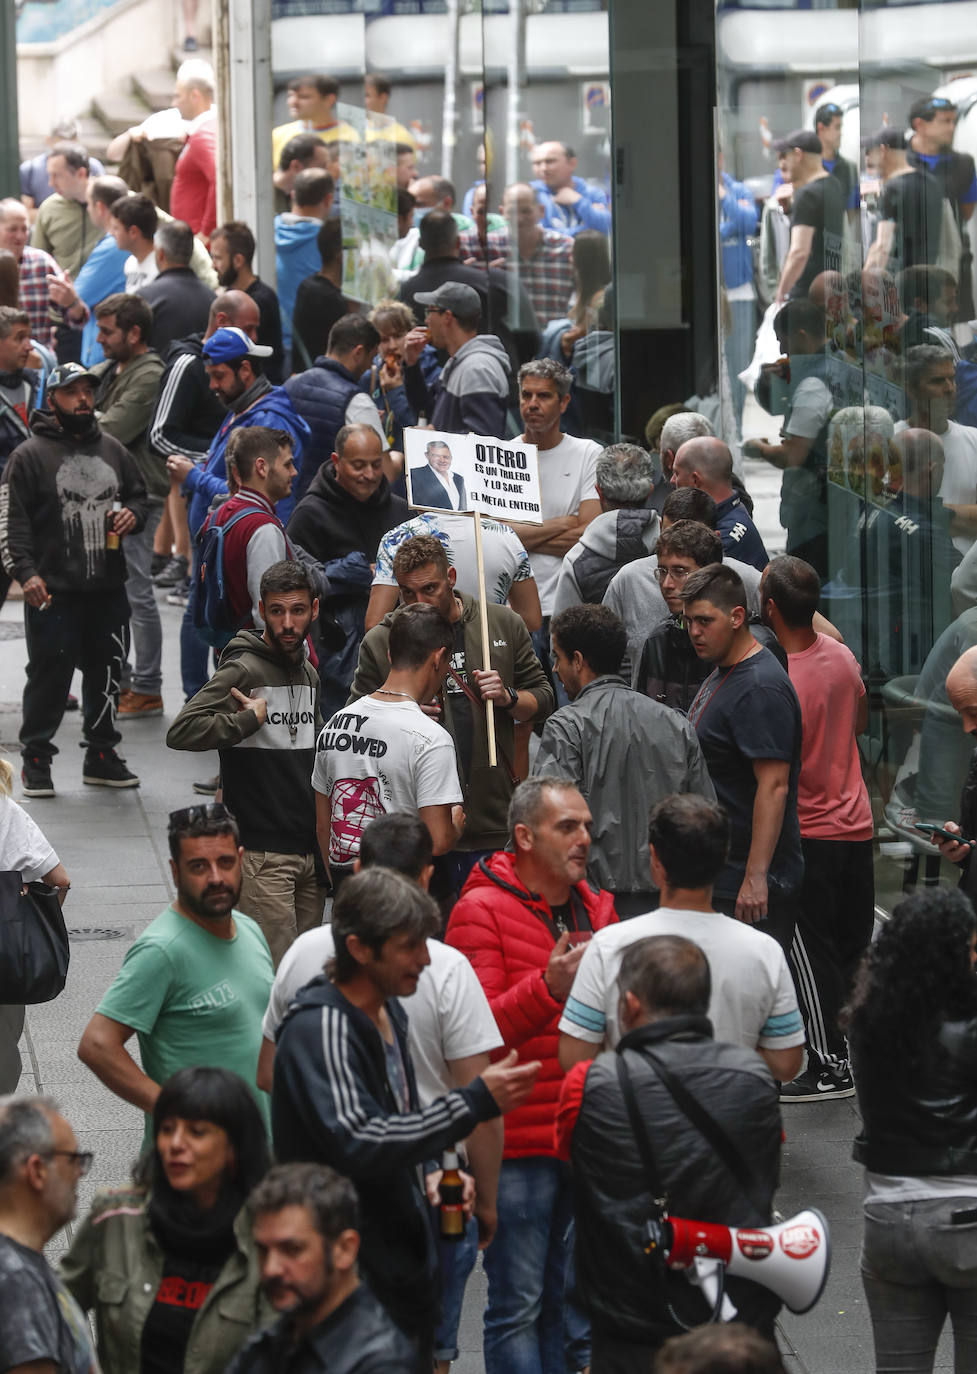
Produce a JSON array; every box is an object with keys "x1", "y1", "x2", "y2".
[
  {"x1": 498, "y1": 182, "x2": 575, "y2": 327},
  {"x1": 671, "y1": 436, "x2": 769, "y2": 570},
  {"x1": 934, "y1": 646, "x2": 977, "y2": 909}
]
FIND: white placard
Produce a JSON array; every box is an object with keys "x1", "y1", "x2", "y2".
[{"x1": 404, "y1": 428, "x2": 543, "y2": 524}]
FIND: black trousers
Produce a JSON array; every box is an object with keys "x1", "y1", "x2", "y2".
[
  {"x1": 20, "y1": 588, "x2": 129, "y2": 762},
  {"x1": 713, "y1": 882, "x2": 796, "y2": 955},
  {"x1": 787, "y1": 836, "x2": 875, "y2": 1070}
]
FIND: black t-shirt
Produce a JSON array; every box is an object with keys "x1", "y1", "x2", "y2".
[
  {"x1": 141, "y1": 1254, "x2": 224, "y2": 1374},
  {"x1": 0, "y1": 1234, "x2": 97, "y2": 1373},
  {"x1": 444, "y1": 620, "x2": 475, "y2": 783},
  {"x1": 790, "y1": 175, "x2": 844, "y2": 299},
  {"x1": 291, "y1": 274, "x2": 349, "y2": 370},
  {"x1": 689, "y1": 646, "x2": 803, "y2": 898},
  {"x1": 879, "y1": 169, "x2": 945, "y2": 273},
  {"x1": 246, "y1": 277, "x2": 285, "y2": 385}
]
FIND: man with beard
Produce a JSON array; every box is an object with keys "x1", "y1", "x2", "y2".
[
  {"x1": 0, "y1": 361, "x2": 148, "y2": 797},
  {"x1": 165, "y1": 325, "x2": 309, "y2": 700},
  {"x1": 78, "y1": 804, "x2": 274, "y2": 1143},
  {"x1": 0, "y1": 307, "x2": 42, "y2": 611},
  {"x1": 230, "y1": 1163, "x2": 415, "y2": 1374},
  {"x1": 210, "y1": 220, "x2": 284, "y2": 382},
  {"x1": 167, "y1": 560, "x2": 326, "y2": 966}
]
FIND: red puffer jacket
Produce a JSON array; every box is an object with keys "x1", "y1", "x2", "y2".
[{"x1": 446, "y1": 851, "x2": 618, "y2": 1158}]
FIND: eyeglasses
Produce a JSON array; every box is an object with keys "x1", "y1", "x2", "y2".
[
  {"x1": 42, "y1": 1150, "x2": 94, "y2": 1176},
  {"x1": 654, "y1": 565, "x2": 693, "y2": 583},
  {"x1": 168, "y1": 803, "x2": 234, "y2": 830},
  {"x1": 424, "y1": 306, "x2": 445, "y2": 315}
]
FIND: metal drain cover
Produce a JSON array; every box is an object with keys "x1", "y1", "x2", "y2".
[{"x1": 68, "y1": 927, "x2": 129, "y2": 942}]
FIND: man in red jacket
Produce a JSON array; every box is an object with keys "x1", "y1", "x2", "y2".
[{"x1": 446, "y1": 776, "x2": 618, "y2": 1374}]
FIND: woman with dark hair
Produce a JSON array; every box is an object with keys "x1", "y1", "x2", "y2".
[
  {"x1": 60, "y1": 1066, "x2": 272, "y2": 1374},
  {"x1": 847, "y1": 887, "x2": 977, "y2": 1372}
]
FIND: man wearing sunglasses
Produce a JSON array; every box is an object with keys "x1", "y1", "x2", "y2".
[
  {"x1": 907, "y1": 94, "x2": 977, "y2": 315},
  {"x1": 0, "y1": 1096, "x2": 98, "y2": 1374}
]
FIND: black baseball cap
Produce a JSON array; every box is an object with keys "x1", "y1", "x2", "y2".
[
  {"x1": 774, "y1": 129, "x2": 822, "y2": 156},
  {"x1": 861, "y1": 127, "x2": 906, "y2": 151}
]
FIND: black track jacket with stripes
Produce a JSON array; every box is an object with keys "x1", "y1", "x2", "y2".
[{"x1": 272, "y1": 975, "x2": 500, "y2": 1340}]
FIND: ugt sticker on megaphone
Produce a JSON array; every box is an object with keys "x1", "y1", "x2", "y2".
[{"x1": 779, "y1": 1223, "x2": 821, "y2": 1260}]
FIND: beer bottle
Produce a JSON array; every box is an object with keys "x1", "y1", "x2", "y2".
[
  {"x1": 106, "y1": 501, "x2": 121, "y2": 551},
  {"x1": 439, "y1": 1149, "x2": 465, "y2": 1242}
]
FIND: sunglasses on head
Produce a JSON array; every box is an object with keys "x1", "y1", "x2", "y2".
[{"x1": 168, "y1": 802, "x2": 234, "y2": 830}]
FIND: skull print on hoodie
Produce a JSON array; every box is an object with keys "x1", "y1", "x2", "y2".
[{"x1": 0, "y1": 407, "x2": 148, "y2": 594}]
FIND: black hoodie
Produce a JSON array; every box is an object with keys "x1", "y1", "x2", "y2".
[
  {"x1": 0, "y1": 409, "x2": 148, "y2": 594},
  {"x1": 286, "y1": 464, "x2": 409, "y2": 566}
]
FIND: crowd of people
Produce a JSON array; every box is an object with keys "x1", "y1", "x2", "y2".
[{"x1": 3, "y1": 59, "x2": 977, "y2": 1374}]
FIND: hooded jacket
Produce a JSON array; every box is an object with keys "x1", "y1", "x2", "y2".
[
  {"x1": 287, "y1": 467, "x2": 409, "y2": 697},
  {"x1": 553, "y1": 507, "x2": 660, "y2": 614},
  {"x1": 274, "y1": 215, "x2": 322, "y2": 348},
  {"x1": 285, "y1": 357, "x2": 367, "y2": 503},
  {"x1": 446, "y1": 851, "x2": 617, "y2": 1156},
  {"x1": 349, "y1": 594, "x2": 554, "y2": 850},
  {"x1": 0, "y1": 409, "x2": 148, "y2": 594},
  {"x1": 272, "y1": 977, "x2": 499, "y2": 1339},
  {"x1": 183, "y1": 382, "x2": 310, "y2": 535},
  {"x1": 167, "y1": 629, "x2": 321, "y2": 855},
  {"x1": 430, "y1": 334, "x2": 512, "y2": 437}
]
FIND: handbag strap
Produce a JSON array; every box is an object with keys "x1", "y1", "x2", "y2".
[
  {"x1": 642, "y1": 1045, "x2": 768, "y2": 1216},
  {"x1": 444, "y1": 663, "x2": 519, "y2": 787},
  {"x1": 614, "y1": 1050, "x2": 667, "y2": 1203}
]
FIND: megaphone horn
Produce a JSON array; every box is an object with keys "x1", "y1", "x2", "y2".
[{"x1": 663, "y1": 1208, "x2": 831, "y2": 1314}]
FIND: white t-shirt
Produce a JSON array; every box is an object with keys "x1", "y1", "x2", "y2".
[
  {"x1": 558, "y1": 906, "x2": 805, "y2": 1054},
  {"x1": 530, "y1": 432, "x2": 601, "y2": 614},
  {"x1": 311, "y1": 697, "x2": 462, "y2": 867},
  {"x1": 895, "y1": 418, "x2": 977, "y2": 555},
  {"x1": 124, "y1": 250, "x2": 158, "y2": 293},
  {"x1": 373, "y1": 512, "x2": 533, "y2": 603},
  {"x1": 0, "y1": 796, "x2": 58, "y2": 884},
  {"x1": 262, "y1": 931, "x2": 502, "y2": 1107}
]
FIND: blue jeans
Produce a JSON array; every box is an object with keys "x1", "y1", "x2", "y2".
[
  {"x1": 434, "y1": 1215, "x2": 479, "y2": 1362},
  {"x1": 179, "y1": 549, "x2": 210, "y2": 700},
  {"x1": 483, "y1": 1157, "x2": 589, "y2": 1374},
  {"x1": 862, "y1": 1194, "x2": 977, "y2": 1373}
]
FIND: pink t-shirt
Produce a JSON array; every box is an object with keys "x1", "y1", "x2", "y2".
[{"x1": 787, "y1": 633, "x2": 874, "y2": 840}]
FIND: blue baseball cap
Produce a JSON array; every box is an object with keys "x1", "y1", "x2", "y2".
[{"x1": 202, "y1": 327, "x2": 273, "y2": 364}]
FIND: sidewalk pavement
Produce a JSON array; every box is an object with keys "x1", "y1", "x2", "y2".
[{"x1": 0, "y1": 593, "x2": 950, "y2": 1370}]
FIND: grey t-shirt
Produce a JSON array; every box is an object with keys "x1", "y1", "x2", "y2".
[{"x1": 0, "y1": 1234, "x2": 99, "y2": 1372}]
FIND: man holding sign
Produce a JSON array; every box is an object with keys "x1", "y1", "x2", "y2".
[{"x1": 348, "y1": 535, "x2": 554, "y2": 895}]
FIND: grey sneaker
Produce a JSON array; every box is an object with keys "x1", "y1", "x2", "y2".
[{"x1": 154, "y1": 555, "x2": 189, "y2": 588}]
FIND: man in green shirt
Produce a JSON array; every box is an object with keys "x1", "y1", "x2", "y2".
[{"x1": 78, "y1": 804, "x2": 274, "y2": 1141}]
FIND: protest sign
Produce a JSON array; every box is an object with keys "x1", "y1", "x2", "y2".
[{"x1": 404, "y1": 429, "x2": 542, "y2": 522}]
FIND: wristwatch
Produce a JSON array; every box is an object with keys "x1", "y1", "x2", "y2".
[{"x1": 505, "y1": 685, "x2": 519, "y2": 711}]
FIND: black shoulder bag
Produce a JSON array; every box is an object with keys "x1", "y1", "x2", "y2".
[{"x1": 0, "y1": 872, "x2": 70, "y2": 1003}]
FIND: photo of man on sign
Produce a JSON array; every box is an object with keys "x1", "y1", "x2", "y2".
[{"x1": 408, "y1": 438, "x2": 468, "y2": 511}]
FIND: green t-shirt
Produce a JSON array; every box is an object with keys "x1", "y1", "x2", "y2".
[{"x1": 97, "y1": 906, "x2": 274, "y2": 1143}]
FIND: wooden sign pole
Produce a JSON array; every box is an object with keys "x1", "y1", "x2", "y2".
[{"x1": 471, "y1": 509, "x2": 498, "y2": 768}]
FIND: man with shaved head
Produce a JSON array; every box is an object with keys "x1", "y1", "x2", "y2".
[
  {"x1": 671, "y1": 436, "x2": 769, "y2": 570},
  {"x1": 934, "y1": 645, "x2": 977, "y2": 909},
  {"x1": 497, "y1": 182, "x2": 574, "y2": 327}
]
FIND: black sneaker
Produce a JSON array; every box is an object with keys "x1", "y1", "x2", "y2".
[
  {"x1": 154, "y1": 555, "x2": 189, "y2": 589},
  {"x1": 21, "y1": 757, "x2": 55, "y2": 798},
  {"x1": 83, "y1": 749, "x2": 140, "y2": 788},
  {"x1": 64, "y1": 692, "x2": 79, "y2": 712},
  {"x1": 192, "y1": 774, "x2": 219, "y2": 795},
  {"x1": 780, "y1": 1064, "x2": 855, "y2": 1103}
]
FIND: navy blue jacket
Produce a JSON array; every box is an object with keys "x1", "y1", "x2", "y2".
[
  {"x1": 715, "y1": 493, "x2": 769, "y2": 571},
  {"x1": 273, "y1": 976, "x2": 499, "y2": 1341},
  {"x1": 285, "y1": 357, "x2": 364, "y2": 503}
]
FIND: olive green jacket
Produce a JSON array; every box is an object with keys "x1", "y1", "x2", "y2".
[
  {"x1": 60, "y1": 1186, "x2": 273, "y2": 1374},
  {"x1": 348, "y1": 592, "x2": 554, "y2": 851}
]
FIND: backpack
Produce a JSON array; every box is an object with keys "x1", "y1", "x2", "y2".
[{"x1": 193, "y1": 507, "x2": 261, "y2": 649}]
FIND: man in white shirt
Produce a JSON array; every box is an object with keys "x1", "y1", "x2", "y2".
[
  {"x1": 557, "y1": 793, "x2": 805, "y2": 1083},
  {"x1": 505, "y1": 359, "x2": 601, "y2": 622},
  {"x1": 313, "y1": 603, "x2": 464, "y2": 888},
  {"x1": 895, "y1": 344, "x2": 977, "y2": 556}
]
